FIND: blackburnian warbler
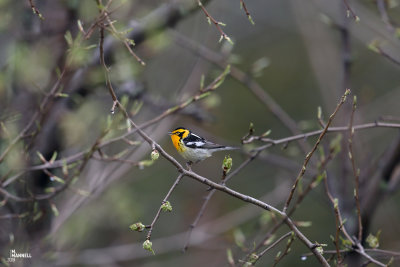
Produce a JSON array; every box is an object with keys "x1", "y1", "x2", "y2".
[{"x1": 169, "y1": 127, "x2": 238, "y2": 164}]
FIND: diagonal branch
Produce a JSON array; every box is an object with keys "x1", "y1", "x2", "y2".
[
  {"x1": 283, "y1": 89, "x2": 351, "y2": 213},
  {"x1": 145, "y1": 173, "x2": 184, "y2": 241}
]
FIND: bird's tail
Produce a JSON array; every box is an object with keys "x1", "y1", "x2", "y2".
[{"x1": 215, "y1": 146, "x2": 240, "y2": 152}]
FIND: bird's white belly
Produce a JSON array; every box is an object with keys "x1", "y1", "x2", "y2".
[{"x1": 181, "y1": 148, "x2": 212, "y2": 162}]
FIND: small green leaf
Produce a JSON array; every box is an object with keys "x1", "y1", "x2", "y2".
[
  {"x1": 127, "y1": 38, "x2": 135, "y2": 46},
  {"x1": 50, "y1": 176, "x2": 65, "y2": 184},
  {"x1": 248, "y1": 15, "x2": 255, "y2": 25},
  {"x1": 212, "y1": 64, "x2": 231, "y2": 89},
  {"x1": 143, "y1": 239, "x2": 155, "y2": 255},
  {"x1": 161, "y1": 201, "x2": 172, "y2": 212},
  {"x1": 367, "y1": 40, "x2": 380, "y2": 53},
  {"x1": 76, "y1": 189, "x2": 91, "y2": 197},
  {"x1": 334, "y1": 198, "x2": 339, "y2": 209},
  {"x1": 353, "y1": 95, "x2": 357, "y2": 108},
  {"x1": 62, "y1": 160, "x2": 69, "y2": 176},
  {"x1": 263, "y1": 234, "x2": 276, "y2": 246},
  {"x1": 261, "y1": 129, "x2": 271, "y2": 137},
  {"x1": 18, "y1": 212, "x2": 30, "y2": 219},
  {"x1": 249, "y1": 122, "x2": 255, "y2": 133},
  {"x1": 296, "y1": 221, "x2": 312, "y2": 227},
  {"x1": 84, "y1": 44, "x2": 98, "y2": 50},
  {"x1": 366, "y1": 230, "x2": 381, "y2": 248},
  {"x1": 36, "y1": 151, "x2": 46, "y2": 163},
  {"x1": 120, "y1": 95, "x2": 129, "y2": 108},
  {"x1": 77, "y1": 20, "x2": 84, "y2": 32},
  {"x1": 340, "y1": 236, "x2": 353, "y2": 247},
  {"x1": 50, "y1": 203, "x2": 59, "y2": 217},
  {"x1": 225, "y1": 36, "x2": 234, "y2": 45},
  {"x1": 138, "y1": 160, "x2": 154, "y2": 169},
  {"x1": 130, "y1": 222, "x2": 145, "y2": 232},
  {"x1": 56, "y1": 93, "x2": 69, "y2": 98},
  {"x1": 233, "y1": 228, "x2": 245, "y2": 248},
  {"x1": 313, "y1": 171, "x2": 326, "y2": 188},
  {"x1": 317, "y1": 106, "x2": 322, "y2": 120},
  {"x1": 64, "y1": 31, "x2": 73, "y2": 47},
  {"x1": 222, "y1": 156, "x2": 233, "y2": 174},
  {"x1": 44, "y1": 187, "x2": 56, "y2": 193},
  {"x1": 200, "y1": 74, "x2": 205, "y2": 90},
  {"x1": 151, "y1": 150, "x2": 159, "y2": 161},
  {"x1": 249, "y1": 253, "x2": 259, "y2": 263},
  {"x1": 33, "y1": 211, "x2": 43, "y2": 222},
  {"x1": 49, "y1": 151, "x2": 58, "y2": 164},
  {"x1": 226, "y1": 248, "x2": 234, "y2": 265}
]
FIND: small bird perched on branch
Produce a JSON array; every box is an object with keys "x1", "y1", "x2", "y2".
[{"x1": 169, "y1": 127, "x2": 238, "y2": 164}]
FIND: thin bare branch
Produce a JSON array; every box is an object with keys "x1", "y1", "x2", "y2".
[
  {"x1": 146, "y1": 173, "x2": 184, "y2": 241},
  {"x1": 28, "y1": 0, "x2": 44, "y2": 20},
  {"x1": 257, "y1": 232, "x2": 293, "y2": 260},
  {"x1": 283, "y1": 89, "x2": 351, "y2": 213},
  {"x1": 348, "y1": 96, "x2": 362, "y2": 241},
  {"x1": 0, "y1": 69, "x2": 66, "y2": 164},
  {"x1": 196, "y1": 0, "x2": 233, "y2": 43}
]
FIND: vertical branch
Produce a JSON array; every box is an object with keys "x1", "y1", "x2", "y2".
[
  {"x1": 323, "y1": 172, "x2": 345, "y2": 264},
  {"x1": 99, "y1": 26, "x2": 117, "y2": 103},
  {"x1": 338, "y1": 1, "x2": 353, "y2": 229},
  {"x1": 348, "y1": 96, "x2": 362, "y2": 241},
  {"x1": 283, "y1": 89, "x2": 351, "y2": 213},
  {"x1": 97, "y1": 2, "x2": 119, "y2": 114}
]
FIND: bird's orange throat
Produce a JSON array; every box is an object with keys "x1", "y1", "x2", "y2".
[{"x1": 170, "y1": 134, "x2": 185, "y2": 152}]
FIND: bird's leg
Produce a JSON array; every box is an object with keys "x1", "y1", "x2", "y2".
[{"x1": 186, "y1": 161, "x2": 193, "y2": 171}]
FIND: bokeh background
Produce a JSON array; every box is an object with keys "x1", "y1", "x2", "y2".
[{"x1": 1, "y1": 0, "x2": 400, "y2": 266}]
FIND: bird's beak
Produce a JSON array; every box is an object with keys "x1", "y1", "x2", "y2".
[{"x1": 168, "y1": 132, "x2": 173, "y2": 136}]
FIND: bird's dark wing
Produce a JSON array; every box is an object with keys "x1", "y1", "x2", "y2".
[
  {"x1": 184, "y1": 132, "x2": 207, "y2": 148},
  {"x1": 184, "y1": 132, "x2": 227, "y2": 149}
]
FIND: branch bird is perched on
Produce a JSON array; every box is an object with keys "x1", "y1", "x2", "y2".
[{"x1": 169, "y1": 127, "x2": 238, "y2": 164}]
